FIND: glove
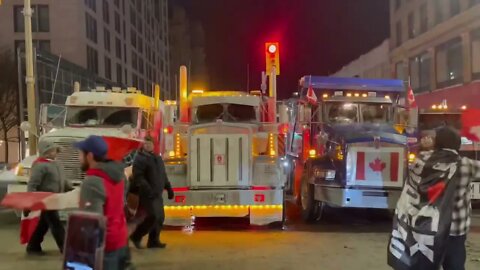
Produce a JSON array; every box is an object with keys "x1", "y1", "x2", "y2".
[
  {"x1": 23, "y1": 210, "x2": 30, "y2": 217},
  {"x1": 167, "y1": 188, "x2": 175, "y2": 200}
]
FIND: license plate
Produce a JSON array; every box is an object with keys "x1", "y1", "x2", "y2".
[{"x1": 471, "y1": 183, "x2": 480, "y2": 200}]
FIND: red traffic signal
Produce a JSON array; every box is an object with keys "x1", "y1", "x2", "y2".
[
  {"x1": 268, "y1": 44, "x2": 277, "y2": 54},
  {"x1": 265, "y1": 42, "x2": 280, "y2": 75}
]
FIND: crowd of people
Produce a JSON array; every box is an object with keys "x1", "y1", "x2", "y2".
[{"x1": 24, "y1": 135, "x2": 174, "y2": 270}]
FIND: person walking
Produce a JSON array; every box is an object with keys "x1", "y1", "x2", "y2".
[
  {"x1": 26, "y1": 141, "x2": 72, "y2": 255},
  {"x1": 130, "y1": 136, "x2": 174, "y2": 249},
  {"x1": 75, "y1": 135, "x2": 130, "y2": 270}
]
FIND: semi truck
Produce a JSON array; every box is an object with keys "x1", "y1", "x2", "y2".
[{"x1": 284, "y1": 76, "x2": 410, "y2": 222}]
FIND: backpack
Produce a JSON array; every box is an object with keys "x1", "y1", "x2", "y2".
[{"x1": 387, "y1": 150, "x2": 461, "y2": 270}]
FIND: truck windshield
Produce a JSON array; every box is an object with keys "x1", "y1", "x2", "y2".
[
  {"x1": 326, "y1": 102, "x2": 390, "y2": 124},
  {"x1": 418, "y1": 113, "x2": 461, "y2": 130},
  {"x1": 196, "y1": 103, "x2": 257, "y2": 123},
  {"x1": 66, "y1": 107, "x2": 138, "y2": 127}
]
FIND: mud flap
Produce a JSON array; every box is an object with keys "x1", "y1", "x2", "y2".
[
  {"x1": 164, "y1": 208, "x2": 193, "y2": 226},
  {"x1": 249, "y1": 206, "x2": 283, "y2": 225}
]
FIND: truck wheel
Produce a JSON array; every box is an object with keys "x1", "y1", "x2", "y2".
[{"x1": 300, "y1": 172, "x2": 319, "y2": 223}]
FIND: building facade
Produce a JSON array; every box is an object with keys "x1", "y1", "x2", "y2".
[
  {"x1": 332, "y1": 39, "x2": 391, "y2": 79},
  {"x1": 390, "y1": 0, "x2": 480, "y2": 109},
  {"x1": 0, "y1": 0, "x2": 171, "y2": 98}
]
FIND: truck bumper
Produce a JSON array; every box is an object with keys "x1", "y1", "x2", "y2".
[
  {"x1": 164, "y1": 189, "x2": 284, "y2": 226},
  {"x1": 314, "y1": 186, "x2": 401, "y2": 209}
]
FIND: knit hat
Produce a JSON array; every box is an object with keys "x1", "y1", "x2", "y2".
[
  {"x1": 434, "y1": 126, "x2": 461, "y2": 151},
  {"x1": 38, "y1": 141, "x2": 60, "y2": 157}
]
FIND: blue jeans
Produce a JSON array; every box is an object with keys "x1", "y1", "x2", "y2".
[{"x1": 103, "y1": 246, "x2": 128, "y2": 270}]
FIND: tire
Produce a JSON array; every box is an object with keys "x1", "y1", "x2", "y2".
[{"x1": 300, "y1": 170, "x2": 320, "y2": 223}]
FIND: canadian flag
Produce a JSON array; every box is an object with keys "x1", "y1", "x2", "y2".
[
  {"x1": 461, "y1": 109, "x2": 480, "y2": 142},
  {"x1": 102, "y1": 136, "x2": 142, "y2": 161},
  {"x1": 355, "y1": 151, "x2": 401, "y2": 183},
  {"x1": 20, "y1": 211, "x2": 41, "y2": 245},
  {"x1": 407, "y1": 85, "x2": 417, "y2": 109},
  {"x1": 306, "y1": 85, "x2": 317, "y2": 105}
]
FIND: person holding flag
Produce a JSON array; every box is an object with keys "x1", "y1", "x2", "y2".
[
  {"x1": 75, "y1": 135, "x2": 130, "y2": 270},
  {"x1": 26, "y1": 140, "x2": 72, "y2": 255}
]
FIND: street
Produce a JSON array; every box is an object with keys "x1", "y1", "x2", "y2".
[{"x1": 1, "y1": 204, "x2": 480, "y2": 270}]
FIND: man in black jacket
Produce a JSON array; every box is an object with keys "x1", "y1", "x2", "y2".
[{"x1": 130, "y1": 136, "x2": 174, "y2": 249}]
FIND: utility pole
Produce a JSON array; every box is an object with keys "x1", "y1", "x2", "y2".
[{"x1": 24, "y1": 0, "x2": 38, "y2": 154}]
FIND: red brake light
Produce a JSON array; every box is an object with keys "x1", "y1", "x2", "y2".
[
  {"x1": 252, "y1": 186, "x2": 270, "y2": 191},
  {"x1": 173, "y1": 187, "x2": 189, "y2": 192},
  {"x1": 164, "y1": 126, "x2": 173, "y2": 134}
]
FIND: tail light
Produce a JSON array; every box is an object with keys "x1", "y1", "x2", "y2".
[
  {"x1": 268, "y1": 133, "x2": 276, "y2": 156},
  {"x1": 336, "y1": 145, "x2": 344, "y2": 160},
  {"x1": 175, "y1": 133, "x2": 182, "y2": 157}
]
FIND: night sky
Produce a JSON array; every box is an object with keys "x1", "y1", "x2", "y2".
[{"x1": 176, "y1": 0, "x2": 390, "y2": 99}]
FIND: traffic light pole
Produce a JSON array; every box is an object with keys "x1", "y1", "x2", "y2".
[
  {"x1": 269, "y1": 66, "x2": 277, "y2": 122},
  {"x1": 24, "y1": 0, "x2": 38, "y2": 155}
]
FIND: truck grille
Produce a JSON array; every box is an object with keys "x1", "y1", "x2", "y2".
[
  {"x1": 55, "y1": 139, "x2": 85, "y2": 183},
  {"x1": 190, "y1": 134, "x2": 250, "y2": 187}
]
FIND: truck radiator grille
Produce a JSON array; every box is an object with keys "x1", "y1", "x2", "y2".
[{"x1": 55, "y1": 139, "x2": 85, "y2": 183}]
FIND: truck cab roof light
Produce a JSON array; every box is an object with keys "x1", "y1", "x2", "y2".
[
  {"x1": 334, "y1": 91, "x2": 343, "y2": 96},
  {"x1": 385, "y1": 95, "x2": 390, "y2": 99}
]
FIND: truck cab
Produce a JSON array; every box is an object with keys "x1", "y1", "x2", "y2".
[
  {"x1": 8, "y1": 86, "x2": 164, "y2": 191},
  {"x1": 162, "y1": 91, "x2": 286, "y2": 226},
  {"x1": 286, "y1": 76, "x2": 408, "y2": 222}
]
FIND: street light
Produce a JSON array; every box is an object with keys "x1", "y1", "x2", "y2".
[{"x1": 23, "y1": 0, "x2": 38, "y2": 155}]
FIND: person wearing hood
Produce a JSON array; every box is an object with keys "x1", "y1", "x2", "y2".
[
  {"x1": 130, "y1": 136, "x2": 174, "y2": 249},
  {"x1": 75, "y1": 135, "x2": 130, "y2": 270},
  {"x1": 420, "y1": 127, "x2": 480, "y2": 270},
  {"x1": 26, "y1": 141, "x2": 72, "y2": 255}
]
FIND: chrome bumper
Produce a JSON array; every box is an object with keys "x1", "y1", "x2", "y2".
[{"x1": 314, "y1": 186, "x2": 401, "y2": 209}]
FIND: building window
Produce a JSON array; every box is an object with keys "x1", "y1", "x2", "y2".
[
  {"x1": 435, "y1": 1, "x2": 444, "y2": 25},
  {"x1": 132, "y1": 51, "x2": 138, "y2": 70},
  {"x1": 450, "y1": 0, "x2": 460, "y2": 17},
  {"x1": 85, "y1": 13, "x2": 98, "y2": 43},
  {"x1": 85, "y1": 0, "x2": 96, "y2": 12},
  {"x1": 436, "y1": 37, "x2": 463, "y2": 87},
  {"x1": 115, "y1": 37, "x2": 122, "y2": 59},
  {"x1": 138, "y1": 37, "x2": 143, "y2": 53},
  {"x1": 130, "y1": 6, "x2": 136, "y2": 27},
  {"x1": 408, "y1": 13, "x2": 415, "y2": 39},
  {"x1": 139, "y1": 57, "x2": 144, "y2": 75},
  {"x1": 103, "y1": 0, "x2": 110, "y2": 24},
  {"x1": 14, "y1": 5, "x2": 50, "y2": 32},
  {"x1": 115, "y1": 12, "x2": 121, "y2": 34},
  {"x1": 396, "y1": 21, "x2": 402, "y2": 47},
  {"x1": 116, "y1": 63, "x2": 122, "y2": 84},
  {"x1": 137, "y1": 16, "x2": 143, "y2": 34},
  {"x1": 410, "y1": 52, "x2": 431, "y2": 93},
  {"x1": 15, "y1": 39, "x2": 50, "y2": 52},
  {"x1": 472, "y1": 29, "x2": 480, "y2": 79},
  {"x1": 104, "y1": 29, "x2": 111, "y2": 52},
  {"x1": 395, "y1": 62, "x2": 405, "y2": 80},
  {"x1": 132, "y1": 73, "x2": 138, "y2": 88},
  {"x1": 104, "y1": 57, "x2": 112, "y2": 80},
  {"x1": 419, "y1": 4, "x2": 428, "y2": 34},
  {"x1": 131, "y1": 28, "x2": 137, "y2": 48},
  {"x1": 87, "y1": 46, "x2": 99, "y2": 75}
]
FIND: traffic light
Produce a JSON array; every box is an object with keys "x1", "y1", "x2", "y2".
[{"x1": 265, "y1": 42, "x2": 280, "y2": 75}]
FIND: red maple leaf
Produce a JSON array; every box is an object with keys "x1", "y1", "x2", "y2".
[{"x1": 369, "y1": 158, "x2": 386, "y2": 172}]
